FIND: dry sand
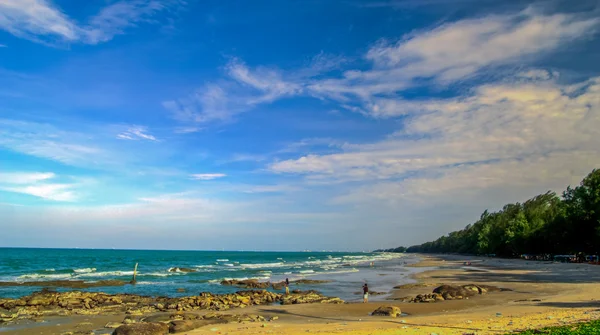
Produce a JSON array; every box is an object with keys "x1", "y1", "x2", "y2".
[{"x1": 4, "y1": 254, "x2": 600, "y2": 334}]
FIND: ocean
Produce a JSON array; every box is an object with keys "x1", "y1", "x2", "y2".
[{"x1": 0, "y1": 248, "x2": 420, "y2": 301}]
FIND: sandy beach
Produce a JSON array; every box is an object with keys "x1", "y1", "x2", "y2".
[{"x1": 3, "y1": 254, "x2": 600, "y2": 335}]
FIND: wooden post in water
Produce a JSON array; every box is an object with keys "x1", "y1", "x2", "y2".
[{"x1": 130, "y1": 262, "x2": 138, "y2": 284}]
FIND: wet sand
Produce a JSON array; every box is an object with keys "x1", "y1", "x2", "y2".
[{"x1": 3, "y1": 254, "x2": 600, "y2": 334}]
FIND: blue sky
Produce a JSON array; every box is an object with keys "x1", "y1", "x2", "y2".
[{"x1": 1, "y1": 0, "x2": 600, "y2": 251}]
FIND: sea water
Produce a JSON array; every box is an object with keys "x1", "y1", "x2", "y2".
[{"x1": 0, "y1": 248, "x2": 420, "y2": 301}]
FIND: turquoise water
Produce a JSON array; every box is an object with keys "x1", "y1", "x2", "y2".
[{"x1": 0, "y1": 248, "x2": 416, "y2": 300}]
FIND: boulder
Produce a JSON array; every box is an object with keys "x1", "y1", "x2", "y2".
[
  {"x1": 371, "y1": 306, "x2": 401, "y2": 317},
  {"x1": 432, "y1": 284, "x2": 500, "y2": 300},
  {"x1": 104, "y1": 322, "x2": 123, "y2": 328},
  {"x1": 169, "y1": 319, "x2": 227, "y2": 333},
  {"x1": 112, "y1": 322, "x2": 169, "y2": 335}
]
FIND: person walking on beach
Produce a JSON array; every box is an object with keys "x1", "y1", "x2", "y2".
[
  {"x1": 363, "y1": 283, "x2": 369, "y2": 303},
  {"x1": 285, "y1": 278, "x2": 290, "y2": 295}
]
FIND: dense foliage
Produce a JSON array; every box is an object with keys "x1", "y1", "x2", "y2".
[
  {"x1": 374, "y1": 246, "x2": 407, "y2": 253},
  {"x1": 403, "y1": 169, "x2": 600, "y2": 257},
  {"x1": 507, "y1": 319, "x2": 600, "y2": 335}
]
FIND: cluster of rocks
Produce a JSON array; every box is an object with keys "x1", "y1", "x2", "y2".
[
  {"x1": 101, "y1": 311, "x2": 276, "y2": 334},
  {"x1": 0, "y1": 289, "x2": 343, "y2": 324},
  {"x1": 281, "y1": 291, "x2": 343, "y2": 305},
  {"x1": 397, "y1": 284, "x2": 504, "y2": 303},
  {"x1": 371, "y1": 305, "x2": 402, "y2": 317},
  {"x1": 220, "y1": 279, "x2": 270, "y2": 289},
  {"x1": 222, "y1": 278, "x2": 332, "y2": 290}
]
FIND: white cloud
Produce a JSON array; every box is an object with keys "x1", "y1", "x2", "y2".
[
  {"x1": 307, "y1": 10, "x2": 599, "y2": 110},
  {"x1": 163, "y1": 59, "x2": 302, "y2": 126},
  {"x1": 365, "y1": 11, "x2": 598, "y2": 82},
  {"x1": 0, "y1": 171, "x2": 77, "y2": 201},
  {"x1": 0, "y1": 172, "x2": 55, "y2": 184},
  {"x1": 174, "y1": 126, "x2": 202, "y2": 134},
  {"x1": 116, "y1": 126, "x2": 157, "y2": 141},
  {"x1": 0, "y1": 0, "x2": 181, "y2": 46},
  {"x1": 242, "y1": 184, "x2": 297, "y2": 194},
  {"x1": 270, "y1": 75, "x2": 600, "y2": 195},
  {"x1": 0, "y1": 44, "x2": 7, "y2": 47},
  {"x1": 166, "y1": 10, "x2": 599, "y2": 129},
  {"x1": 190, "y1": 173, "x2": 227, "y2": 180},
  {"x1": 2, "y1": 184, "x2": 76, "y2": 201},
  {"x1": 0, "y1": 119, "x2": 105, "y2": 166}
]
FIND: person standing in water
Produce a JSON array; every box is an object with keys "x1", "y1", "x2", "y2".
[
  {"x1": 363, "y1": 283, "x2": 369, "y2": 303},
  {"x1": 285, "y1": 278, "x2": 290, "y2": 295}
]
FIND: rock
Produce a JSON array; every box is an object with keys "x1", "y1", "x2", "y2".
[
  {"x1": 112, "y1": 322, "x2": 169, "y2": 335},
  {"x1": 220, "y1": 279, "x2": 270, "y2": 289},
  {"x1": 271, "y1": 282, "x2": 285, "y2": 290},
  {"x1": 105, "y1": 322, "x2": 123, "y2": 328},
  {"x1": 168, "y1": 268, "x2": 197, "y2": 273},
  {"x1": 430, "y1": 284, "x2": 502, "y2": 301},
  {"x1": 142, "y1": 315, "x2": 173, "y2": 323},
  {"x1": 169, "y1": 320, "x2": 198, "y2": 333},
  {"x1": 176, "y1": 288, "x2": 185, "y2": 293},
  {"x1": 123, "y1": 316, "x2": 136, "y2": 324},
  {"x1": 371, "y1": 306, "x2": 401, "y2": 317},
  {"x1": 169, "y1": 319, "x2": 228, "y2": 333},
  {"x1": 270, "y1": 316, "x2": 279, "y2": 321}
]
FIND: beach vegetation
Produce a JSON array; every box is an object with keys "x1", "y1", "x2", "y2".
[{"x1": 404, "y1": 169, "x2": 600, "y2": 259}]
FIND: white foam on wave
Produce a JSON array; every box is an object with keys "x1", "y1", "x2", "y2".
[
  {"x1": 321, "y1": 268, "x2": 359, "y2": 275},
  {"x1": 44, "y1": 269, "x2": 55, "y2": 272},
  {"x1": 240, "y1": 262, "x2": 284, "y2": 269},
  {"x1": 75, "y1": 270, "x2": 134, "y2": 278},
  {"x1": 298, "y1": 270, "x2": 315, "y2": 274},
  {"x1": 18, "y1": 273, "x2": 74, "y2": 280},
  {"x1": 216, "y1": 259, "x2": 229, "y2": 262},
  {"x1": 224, "y1": 263, "x2": 235, "y2": 267},
  {"x1": 73, "y1": 268, "x2": 96, "y2": 274}
]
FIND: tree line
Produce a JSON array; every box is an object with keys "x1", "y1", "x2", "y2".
[{"x1": 376, "y1": 169, "x2": 600, "y2": 258}]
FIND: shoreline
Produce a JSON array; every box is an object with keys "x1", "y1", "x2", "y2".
[{"x1": 2, "y1": 254, "x2": 600, "y2": 334}]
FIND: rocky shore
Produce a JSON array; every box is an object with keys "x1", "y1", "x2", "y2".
[
  {"x1": 0, "y1": 288, "x2": 343, "y2": 325},
  {"x1": 220, "y1": 278, "x2": 333, "y2": 290},
  {"x1": 391, "y1": 284, "x2": 507, "y2": 303}
]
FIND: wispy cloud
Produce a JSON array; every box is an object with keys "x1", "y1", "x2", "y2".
[
  {"x1": 0, "y1": 44, "x2": 7, "y2": 48},
  {"x1": 163, "y1": 58, "x2": 301, "y2": 126},
  {"x1": 0, "y1": 172, "x2": 55, "y2": 184},
  {"x1": 0, "y1": 119, "x2": 104, "y2": 167},
  {"x1": 116, "y1": 126, "x2": 158, "y2": 141},
  {"x1": 308, "y1": 10, "x2": 599, "y2": 110},
  {"x1": 190, "y1": 173, "x2": 227, "y2": 180},
  {"x1": 0, "y1": 171, "x2": 78, "y2": 201},
  {"x1": 270, "y1": 74, "x2": 600, "y2": 199},
  {"x1": 165, "y1": 9, "x2": 598, "y2": 129},
  {"x1": 0, "y1": 0, "x2": 183, "y2": 46}
]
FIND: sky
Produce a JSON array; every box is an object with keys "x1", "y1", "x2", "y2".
[{"x1": 1, "y1": 0, "x2": 599, "y2": 251}]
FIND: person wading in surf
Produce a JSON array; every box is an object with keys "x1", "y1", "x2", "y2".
[
  {"x1": 363, "y1": 283, "x2": 369, "y2": 303},
  {"x1": 285, "y1": 278, "x2": 290, "y2": 295}
]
